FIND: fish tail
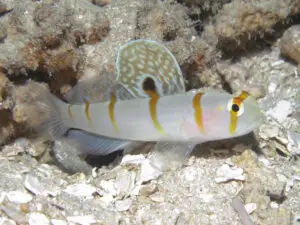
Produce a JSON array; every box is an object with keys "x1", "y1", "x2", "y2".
[{"x1": 14, "y1": 81, "x2": 70, "y2": 140}]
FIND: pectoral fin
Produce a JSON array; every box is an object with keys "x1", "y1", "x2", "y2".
[{"x1": 149, "y1": 142, "x2": 197, "y2": 171}]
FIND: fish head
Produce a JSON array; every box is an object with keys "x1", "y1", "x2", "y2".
[{"x1": 199, "y1": 90, "x2": 263, "y2": 141}]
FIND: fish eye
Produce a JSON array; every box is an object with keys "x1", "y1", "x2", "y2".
[
  {"x1": 231, "y1": 104, "x2": 239, "y2": 112},
  {"x1": 227, "y1": 99, "x2": 244, "y2": 116}
]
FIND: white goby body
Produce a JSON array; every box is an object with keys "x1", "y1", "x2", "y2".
[{"x1": 66, "y1": 89, "x2": 261, "y2": 143}]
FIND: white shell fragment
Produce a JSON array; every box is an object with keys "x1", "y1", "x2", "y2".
[
  {"x1": 114, "y1": 169, "x2": 136, "y2": 195},
  {"x1": 0, "y1": 217, "x2": 16, "y2": 225},
  {"x1": 244, "y1": 203, "x2": 257, "y2": 214},
  {"x1": 28, "y1": 212, "x2": 50, "y2": 225},
  {"x1": 98, "y1": 194, "x2": 115, "y2": 208},
  {"x1": 182, "y1": 167, "x2": 197, "y2": 181},
  {"x1": 215, "y1": 164, "x2": 245, "y2": 183},
  {"x1": 139, "y1": 183, "x2": 157, "y2": 196},
  {"x1": 6, "y1": 191, "x2": 32, "y2": 204},
  {"x1": 99, "y1": 180, "x2": 117, "y2": 196},
  {"x1": 270, "y1": 201, "x2": 279, "y2": 209},
  {"x1": 138, "y1": 159, "x2": 162, "y2": 183},
  {"x1": 67, "y1": 215, "x2": 96, "y2": 225},
  {"x1": 266, "y1": 100, "x2": 293, "y2": 123},
  {"x1": 120, "y1": 155, "x2": 162, "y2": 184},
  {"x1": 23, "y1": 168, "x2": 64, "y2": 197},
  {"x1": 0, "y1": 193, "x2": 6, "y2": 204},
  {"x1": 63, "y1": 183, "x2": 96, "y2": 198},
  {"x1": 198, "y1": 193, "x2": 214, "y2": 203},
  {"x1": 121, "y1": 154, "x2": 146, "y2": 165},
  {"x1": 115, "y1": 198, "x2": 132, "y2": 211},
  {"x1": 259, "y1": 124, "x2": 280, "y2": 140},
  {"x1": 50, "y1": 219, "x2": 67, "y2": 225},
  {"x1": 24, "y1": 175, "x2": 46, "y2": 196}
]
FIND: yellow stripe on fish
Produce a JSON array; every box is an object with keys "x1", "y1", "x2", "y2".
[
  {"x1": 192, "y1": 92, "x2": 205, "y2": 133},
  {"x1": 229, "y1": 91, "x2": 249, "y2": 134},
  {"x1": 84, "y1": 99, "x2": 92, "y2": 123},
  {"x1": 108, "y1": 93, "x2": 119, "y2": 133},
  {"x1": 145, "y1": 89, "x2": 165, "y2": 135},
  {"x1": 68, "y1": 104, "x2": 74, "y2": 120}
]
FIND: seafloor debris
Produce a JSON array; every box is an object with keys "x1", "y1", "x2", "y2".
[
  {"x1": 281, "y1": 24, "x2": 300, "y2": 65},
  {"x1": 232, "y1": 198, "x2": 256, "y2": 225},
  {"x1": 214, "y1": 163, "x2": 245, "y2": 183},
  {"x1": 215, "y1": 0, "x2": 300, "y2": 53}
]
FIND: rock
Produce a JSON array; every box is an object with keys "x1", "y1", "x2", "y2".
[
  {"x1": 281, "y1": 25, "x2": 300, "y2": 64},
  {"x1": 0, "y1": 202, "x2": 27, "y2": 224},
  {"x1": 232, "y1": 198, "x2": 255, "y2": 225},
  {"x1": 91, "y1": 0, "x2": 112, "y2": 7},
  {"x1": 1, "y1": 138, "x2": 27, "y2": 157},
  {"x1": 52, "y1": 138, "x2": 93, "y2": 174},
  {"x1": 259, "y1": 124, "x2": 280, "y2": 140},
  {"x1": 149, "y1": 193, "x2": 165, "y2": 203},
  {"x1": 294, "y1": 214, "x2": 300, "y2": 225},
  {"x1": 139, "y1": 183, "x2": 157, "y2": 196},
  {"x1": 215, "y1": 0, "x2": 296, "y2": 53}
]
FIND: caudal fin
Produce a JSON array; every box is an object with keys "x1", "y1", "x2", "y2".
[{"x1": 13, "y1": 81, "x2": 69, "y2": 140}]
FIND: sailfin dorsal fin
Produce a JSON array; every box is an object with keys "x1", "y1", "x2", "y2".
[
  {"x1": 116, "y1": 39, "x2": 185, "y2": 98},
  {"x1": 64, "y1": 73, "x2": 136, "y2": 104},
  {"x1": 64, "y1": 73, "x2": 116, "y2": 104}
]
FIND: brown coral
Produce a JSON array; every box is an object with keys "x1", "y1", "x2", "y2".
[
  {"x1": 280, "y1": 25, "x2": 300, "y2": 64},
  {"x1": 215, "y1": 0, "x2": 296, "y2": 54}
]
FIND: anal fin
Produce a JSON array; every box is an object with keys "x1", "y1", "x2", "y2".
[{"x1": 66, "y1": 129, "x2": 138, "y2": 155}]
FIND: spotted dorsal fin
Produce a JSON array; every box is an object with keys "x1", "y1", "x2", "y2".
[{"x1": 116, "y1": 39, "x2": 185, "y2": 98}]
